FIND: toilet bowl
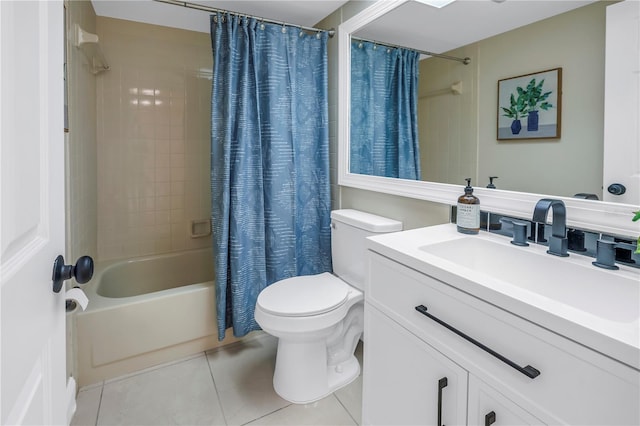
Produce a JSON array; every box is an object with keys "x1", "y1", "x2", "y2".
[{"x1": 254, "y1": 209, "x2": 402, "y2": 404}]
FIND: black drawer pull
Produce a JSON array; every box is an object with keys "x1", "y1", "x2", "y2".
[
  {"x1": 485, "y1": 411, "x2": 496, "y2": 426},
  {"x1": 415, "y1": 305, "x2": 540, "y2": 379},
  {"x1": 437, "y1": 377, "x2": 447, "y2": 426}
]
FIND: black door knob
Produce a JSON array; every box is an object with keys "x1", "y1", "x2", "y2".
[
  {"x1": 52, "y1": 255, "x2": 94, "y2": 293},
  {"x1": 607, "y1": 183, "x2": 626, "y2": 195}
]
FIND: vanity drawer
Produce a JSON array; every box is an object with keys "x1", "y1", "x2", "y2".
[{"x1": 367, "y1": 251, "x2": 640, "y2": 425}]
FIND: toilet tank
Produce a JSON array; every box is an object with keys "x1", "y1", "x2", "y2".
[{"x1": 331, "y1": 209, "x2": 402, "y2": 291}]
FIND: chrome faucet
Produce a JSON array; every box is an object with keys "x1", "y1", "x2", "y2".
[{"x1": 532, "y1": 198, "x2": 569, "y2": 257}]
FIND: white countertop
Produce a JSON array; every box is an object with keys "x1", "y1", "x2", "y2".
[{"x1": 366, "y1": 224, "x2": 640, "y2": 371}]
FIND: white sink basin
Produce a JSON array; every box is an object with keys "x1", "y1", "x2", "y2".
[{"x1": 419, "y1": 237, "x2": 639, "y2": 324}]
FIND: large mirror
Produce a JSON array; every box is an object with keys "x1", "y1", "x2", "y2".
[{"x1": 338, "y1": 0, "x2": 639, "y2": 236}]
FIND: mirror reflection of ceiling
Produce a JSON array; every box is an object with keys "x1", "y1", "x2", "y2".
[{"x1": 354, "y1": 1, "x2": 596, "y2": 55}]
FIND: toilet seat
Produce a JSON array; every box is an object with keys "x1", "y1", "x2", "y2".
[{"x1": 257, "y1": 272, "x2": 350, "y2": 317}]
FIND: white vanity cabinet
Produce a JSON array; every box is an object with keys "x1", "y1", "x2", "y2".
[
  {"x1": 363, "y1": 306, "x2": 467, "y2": 425},
  {"x1": 467, "y1": 376, "x2": 543, "y2": 426},
  {"x1": 363, "y1": 250, "x2": 640, "y2": 425},
  {"x1": 364, "y1": 303, "x2": 543, "y2": 426}
]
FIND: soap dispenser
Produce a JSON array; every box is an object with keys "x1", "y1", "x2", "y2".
[{"x1": 456, "y1": 178, "x2": 480, "y2": 234}]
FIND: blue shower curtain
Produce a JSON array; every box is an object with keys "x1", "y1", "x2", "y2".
[
  {"x1": 210, "y1": 13, "x2": 332, "y2": 340},
  {"x1": 350, "y1": 40, "x2": 421, "y2": 180}
]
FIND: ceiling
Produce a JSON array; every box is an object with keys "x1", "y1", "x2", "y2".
[
  {"x1": 355, "y1": 0, "x2": 597, "y2": 55},
  {"x1": 91, "y1": 1, "x2": 597, "y2": 49},
  {"x1": 91, "y1": 0, "x2": 348, "y2": 33}
]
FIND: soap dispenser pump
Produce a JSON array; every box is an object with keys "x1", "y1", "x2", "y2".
[
  {"x1": 456, "y1": 178, "x2": 480, "y2": 234},
  {"x1": 485, "y1": 176, "x2": 502, "y2": 230},
  {"x1": 487, "y1": 176, "x2": 498, "y2": 189}
]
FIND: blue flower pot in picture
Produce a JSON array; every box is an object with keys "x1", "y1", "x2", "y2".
[
  {"x1": 527, "y1": 110, "x2": 539, "y2": 131},
  {"x1": 511, "y1": 119, "x2": 522, "y2": 135}
]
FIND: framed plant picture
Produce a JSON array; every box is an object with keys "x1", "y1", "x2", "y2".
[{"x1": 497, "y1": 68, "x2": 562, "y2": 140}]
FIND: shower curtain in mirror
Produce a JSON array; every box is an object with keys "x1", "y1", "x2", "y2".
[
  {"x1": 210, "y1": 13, "x2": 331, "y2": 340},
  {"x1": 350, "y1": 41, "x2": 421, "y2": 180}
]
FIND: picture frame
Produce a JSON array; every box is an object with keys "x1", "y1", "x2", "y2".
[{"x1": 497, "y1": 67, "x2": 562, "y2": 140}]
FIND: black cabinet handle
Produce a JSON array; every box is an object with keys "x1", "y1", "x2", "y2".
[
  {"x1": 437, "y1": 377, "x2": 447, "y2": 426},
  {"x1": 485, "y1": 411, "x2": 496, "y2": 426},
  {"x1": 415, "y1": 305, "x2": 540, "y2": 379}
]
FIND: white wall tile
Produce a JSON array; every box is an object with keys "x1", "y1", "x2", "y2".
[{"x1": 96, "y1": 17, "x2": 211, "y2": 260}]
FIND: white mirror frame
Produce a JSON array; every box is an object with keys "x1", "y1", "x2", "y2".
[{"x1": 337, "y1": 0, "x2": 639, "y2": 237}]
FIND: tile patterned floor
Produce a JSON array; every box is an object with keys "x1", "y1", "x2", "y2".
[{"x1": 71, "y1": 334, "x2": 363, "y2": 426}]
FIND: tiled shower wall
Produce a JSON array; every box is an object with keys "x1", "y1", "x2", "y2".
[{"x1": 96, "y1": 17, "x2": 212, "y2": 260}]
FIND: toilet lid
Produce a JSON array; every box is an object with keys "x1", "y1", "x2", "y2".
[{"x1": 257, "y1": 272, "x2": 350, "y2": 317}]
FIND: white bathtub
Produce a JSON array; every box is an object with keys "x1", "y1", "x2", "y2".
[{"x1": 76, "y1": 248, "x2": 241, "y2": 387}]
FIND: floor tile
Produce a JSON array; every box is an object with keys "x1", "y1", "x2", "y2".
[
  {"x1": 71, "y1": 385, "x2": 102, "y2": 426},
  {"x1": 245, "y1": 394, "x2": 357, "y2": 426},
  {"x1": 97, "y1": 355, "x2": 224, "y2": 425},
  {"x1": 334, "y1": 341, "x2": 363, "y2": 424},
  {"x1": 74, "y1": 333, "x2": 365, "y2": 426},
  {"x1": 334, "y1": 373, "x2": 363, "y2": 424},
  {"x1": 206, "y1": 334, "x2": 290, "y2": 425}
]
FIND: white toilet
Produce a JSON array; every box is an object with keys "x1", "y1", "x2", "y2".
[{"x1": 254, "y1": 209, "x2": 402, "y2": 404}]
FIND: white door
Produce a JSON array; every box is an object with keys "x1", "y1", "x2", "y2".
[
  {"x1": 603, "y1": 0, "x2": 640, "y2": 204},
  {"x1": 1, "y1": 1, "x2": 67, "y2": 425}
]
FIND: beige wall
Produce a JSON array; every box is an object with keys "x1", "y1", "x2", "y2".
[
  {"x1": 317, "y1": 2, "x2": 451, "y2": 230},
  {"x1": 418, "y1": 43, "x2": 479, "y2": 186},
  {"x1": 95, "y1": 17, "x2": 212, "y2": 260},
  {"x1": 476, "y1": 1, "x2": 607, "y2": 197}
]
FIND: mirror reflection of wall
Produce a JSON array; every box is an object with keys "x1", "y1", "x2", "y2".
[
  {"x1": 418, "y1": 42, "x2": 477, "y2": 187},
  {"x1": 354, "y1": 1, "x2": 609, "y2": 198}
]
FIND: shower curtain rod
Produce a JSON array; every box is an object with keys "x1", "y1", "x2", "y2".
[
  {"x1": 352, "y1": 37, "x2": 470, "y2": 65},
  {"x1": 153, "y1": 0, "x2": 335, "y2": 37}
]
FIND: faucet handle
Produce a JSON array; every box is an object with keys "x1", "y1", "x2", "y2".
[
  {"x1": 499, "y1": 219, "x2": 529, "y2": 246},
  {"x1": 593, "y1": 239, "x2": 638, "y2": 270},
  {"x1": 592, "y1": 240, "x2": 619, "y2": 270}
]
